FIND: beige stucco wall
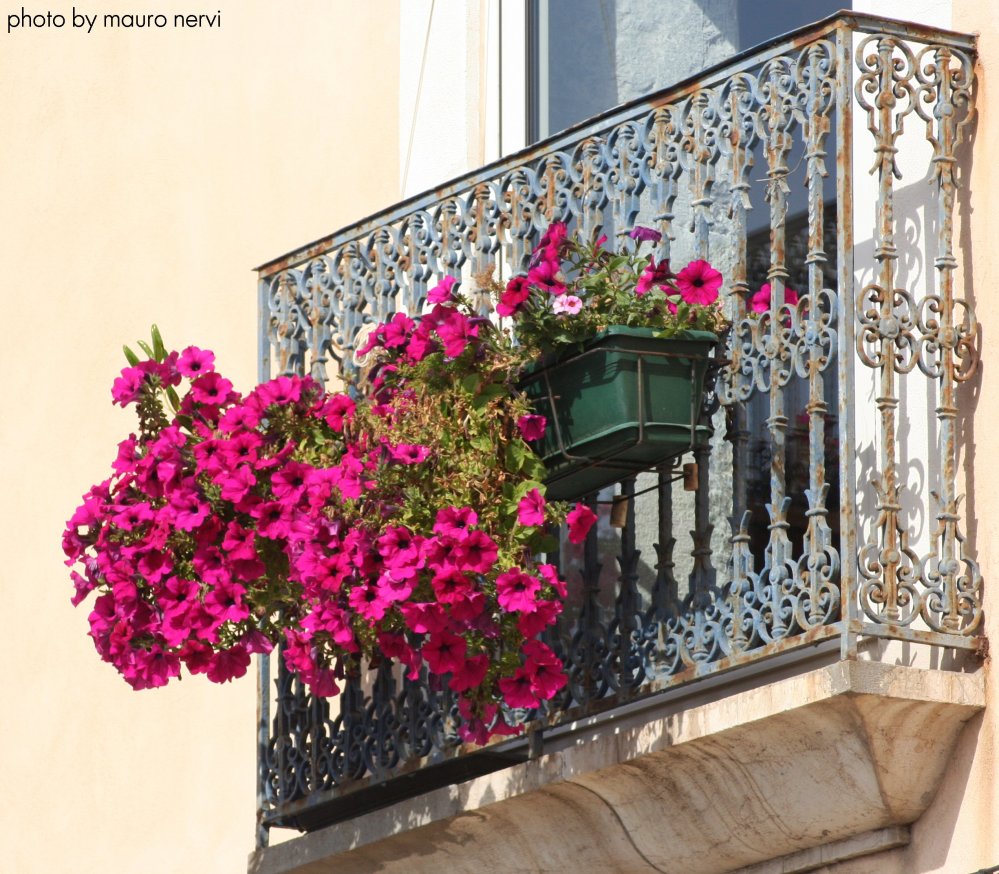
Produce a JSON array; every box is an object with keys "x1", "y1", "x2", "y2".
[{"x1": 0, "y1": 3, "x2": 399, "y2": 872}]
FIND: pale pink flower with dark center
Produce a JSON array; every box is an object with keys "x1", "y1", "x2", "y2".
[
  {"x1": 552, "y1": 294, "x2": 583, "y2": 315},
  {"x1": 675, "y1": 260, "x2": 723, "y2": 305}
]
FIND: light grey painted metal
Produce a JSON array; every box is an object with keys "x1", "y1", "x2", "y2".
[{"x1": 254, "y1": 12, "x2": 981, "y2": 837}]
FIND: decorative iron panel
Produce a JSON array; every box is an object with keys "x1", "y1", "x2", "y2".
[{"x1": 255, "y1": 13, "x2": 981, "y2": 842}]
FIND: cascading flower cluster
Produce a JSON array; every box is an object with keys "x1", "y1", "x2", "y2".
[
  {"x1": 65, "y1": 311, "x2": 598, "y2": 743},
  {"x1": 489, "y1": 223, "x2": 726, "y2": 354}
]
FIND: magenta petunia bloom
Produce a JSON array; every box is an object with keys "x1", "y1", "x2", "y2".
[
  {"x1": 750, "y1": 283, "x2": 799, "y2": 313},
  {"x1": 527, "y1": 258, "x2": 566, "y2": 295},
  {"x1": 432, "y1": 505, "x2": 478, "y2": 538},
  {"x1": 436, "y1": 309, "x2": 480, "y2": 358},
  {"x1": 389, "y1": 443, "x2": 430, "y2": 465},
  {"x1": 496, "y1": 275, "x2": 532, "y2": 317},
  {"x1": 517, "y1": 488, "x2": 546, "y2": 527},
  {"x1": 566, "y1": 503, "x2": 598, "y2": 543},
  {"x1": 206, "y1": 645, "x2": 252, "y2": 684},
  {"x1": 111, "y1": 367, "x2": 146, "y2": 406},
  {"x1": 190, "y1": 372, "x2": 234, "y2": 406},
  {"x1": 422, "y1": 630, "x2": 467, "y2": 676},
  {"x1": 496, "y1": 568, "x2": 541, "y2": 612},
  {"x1": 629, "y1": 226, "x2": 663, "y2": 244},
  {"x1": 380, "y1": 312, "x2": 416, "y2": 349},
  {"x1": 516, "y1": 414, "x2": 546, "y2": 442},
  {"x1": 431, "y1": 569, "x2": 475, "y2": 605},
  {"x1": 451, "y1": 530, "x2": 499, "y2": 574},
  {"x1": 448, "y1": 653, "x2": 489, "y2": 693},
  {"x1": 675, "y1": 259, "x2": 723, "y2": 305},
  {"x1": 523, "y1": 640, "x2": 567, "y2": 699},
  {"x1": 427, "y1": 275, "x2": 457, "y2": 304},
  {"x1": 538, "y1": 221, "x2": 568, "y2": 253},
  {"x1": 177, "y1": 346, "x2": 215, "y2": 378},
  {"x1": 636, "y1": 258, "x2": 676, "y2": 296},
  {"x1": 318, "y1": 394, "x2": 355, "y2": 431},
  {"x1": 204, "y1": 579, "x2": 250, "y2": 624},
  {"x1": 517, "y1": 599, "x2": 562, "y2": 637},
  {"x1": 498, "y1": 668, "x2": 540, "y2": 710}
]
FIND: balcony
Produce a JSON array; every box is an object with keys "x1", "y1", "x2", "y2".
[{"x1": 250, "y1": 12, "x2": 985, "y2": 873}]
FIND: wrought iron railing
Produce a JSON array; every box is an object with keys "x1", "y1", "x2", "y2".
[{"x1": 254, "y1": 12, "x2": 982, "y2": 844}]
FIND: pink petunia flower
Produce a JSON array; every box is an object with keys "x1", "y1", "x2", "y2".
[
  {"x1": 190, "y1": 372, "x2": 235, "y2": 406},
  {"x1": 636, "y1": 258, "x2": 676, "y2": 296},
  {"x1": 448, "y1": 653, "x2": 489, "y2": 693},
  {"x1": 111, "y1": 367, "x2": 146, "y2": 406},
  {"x1": 629, "y1": 226, "x2": 663, "y2": 244},
  {"x1": 433, "y1": 506, "x2": 478, "y2": 538},
  {"x1": 566, "y1": 503, "x2": 598, "y2": 543},
  {"x1": 675, "y1": 260, "x2": 723, "y2": 305},
  {"x1": 206, "y1": 645, "x2": 252, "y2": 684},
  {"x1": 517, "y1": 414, "x2": 546, "y2": 442},
  {"x1": 498, "y1": 668, "x2": 540, "y2": 710},
  {"x1": 427, "y1": 275, "x2": 457, "y2": 304},
  {"x1": 496, "y1": 275, "x2": 532, "y2": 317},
  {"x1": 517, "y1": 488, "x2": 546, "y2": 527},
  {"x1": 389, "y1": 443, "x2": 430, "y2": 465},
  {"x1": 750, "y1": 283, "x2": 800, "y2": 313},
  {"x1": 527, "y1": 258, "x2": 566, "y2": 295},
  {"x1": 422, "y1": 631, "x2": 468, "y2": 676},
  {"x1": 496, "y1": 568, "x2": 541, "y2": 613},
  {"x1": 177, "y1": 346, "x2": 215, "y2": 378}
]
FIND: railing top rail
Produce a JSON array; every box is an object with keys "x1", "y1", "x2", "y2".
[{"x1": 255, "y1": 10, "x2": 975, "y2": 278}]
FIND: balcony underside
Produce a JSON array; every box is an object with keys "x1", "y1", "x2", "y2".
[{"x1": 249, "y1": 660, "x2": 983, "y2": 874}]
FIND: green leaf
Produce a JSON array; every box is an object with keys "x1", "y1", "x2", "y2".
[
  {"x1": 136, "y1": 340, "x2": 155, "y2": 359},
  {"x1": 460, "y1": 374, "x2": 482, "y2": 395},
  {"x1": 471, "y1": 383, "x2": 506, "y2": 410},
  {"x1": 514, "y1": 479, "x2": 544, "y2": 500},
  {"x1": 122, "y1": 345, "x2": 140, "y2": 366},
  {"x1": 165, "y1": 386, "x2": 181, "y2": 413},
  {"x1": 470, "y1": 435, "x2": 494, "y2": 453},
  {"x1": 150, "y1": 324, "x2": 167, "y2": 361}
]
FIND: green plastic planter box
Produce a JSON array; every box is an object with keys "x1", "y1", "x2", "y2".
[{"x1": 520, "y1": 326, "x2": 717, "y2": 500}]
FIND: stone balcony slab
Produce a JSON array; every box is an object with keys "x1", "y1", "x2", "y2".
[{"x1": 248, "y1": 660, "x2": 984, "y2": 874}]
